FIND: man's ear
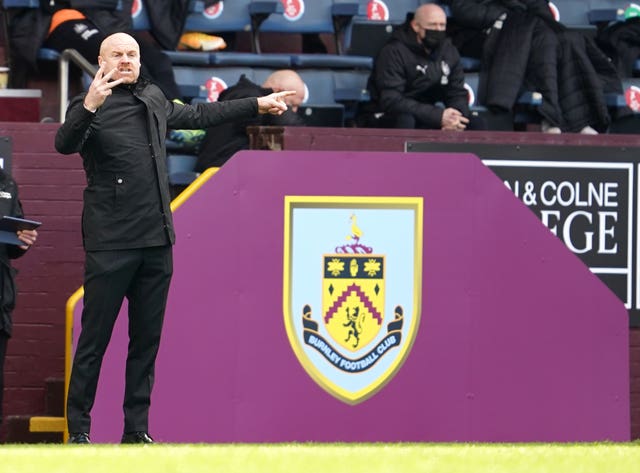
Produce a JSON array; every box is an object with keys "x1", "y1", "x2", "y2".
[{"x1": 410, "y1": 19, "x2": 419, "y2": 35}]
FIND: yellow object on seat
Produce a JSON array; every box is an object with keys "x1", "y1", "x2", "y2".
[{"x1": 178, "y1": 32, "x2": 227, "y2": 51}]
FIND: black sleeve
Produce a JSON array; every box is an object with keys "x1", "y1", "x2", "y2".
[
  {"x1": 7, "y1": 180, "x2": 28, "y2": 260},
  {"x1": 55, "y1": 94, "x2": 95, "y2": 155}
]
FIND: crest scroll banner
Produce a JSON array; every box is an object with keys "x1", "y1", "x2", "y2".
[{"x1": 283, "y1": 196, "x2": 423, "y2": 404}]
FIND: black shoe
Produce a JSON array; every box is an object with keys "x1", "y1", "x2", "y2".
[
  {"x1": 68, "y1": 432, "x2": 91, "y2": 444},
  {"x1": 121, "y1": 431, "x2": 154, "y2": 444}
]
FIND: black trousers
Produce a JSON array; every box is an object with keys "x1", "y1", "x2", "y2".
[
  {"x1": 66, "y1": 246, "x2": 173, "y2": 434},
  {"x1": 0, "y1": 332, "x2": 7, "y2": 425}
]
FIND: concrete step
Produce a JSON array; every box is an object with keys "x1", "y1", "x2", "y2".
[{"x1": 5, "y1": 415, "x2": 62, "y2": 443}]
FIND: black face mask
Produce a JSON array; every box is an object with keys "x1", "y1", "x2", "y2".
[{"x1": 421, "y1": 29, "x2": 446, "y2": 50}]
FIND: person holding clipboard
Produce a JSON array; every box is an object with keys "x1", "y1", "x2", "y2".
[{"x1": 0, "y1": 168, "x2": 38, "y2": 428}]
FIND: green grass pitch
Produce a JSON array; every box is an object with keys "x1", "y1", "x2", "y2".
[{"x1": 1, "y1": 443, "x2": 639, "y2": 473}]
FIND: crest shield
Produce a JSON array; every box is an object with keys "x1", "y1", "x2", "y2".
[
  {"x1": 322, "y1": 254, "x2": 385, "y2": 352},
  {"x1": 283, "y1": 196, "x2": 423, "y2": 404}
]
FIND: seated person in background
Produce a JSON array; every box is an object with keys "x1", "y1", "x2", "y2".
[
  {"x1": 9, "y1": 0, "x2": 180, "y2": 101},
  {"x1": 196, "y1": 69, "x2": 306, "y2": 172},
  {"x1": 8, "y1": 0, "x2": 215, "y2": 145},
  {"x1": 443, "y1": 0, "x2": 629, "y2": 134},
  {"x1": 357, "y1": 3, "x2": 483, "y2": 131}
]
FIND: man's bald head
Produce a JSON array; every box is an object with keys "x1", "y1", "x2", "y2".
[
  {"x1": 98, "y1": 32, "x2": 141, "y2": 84},
  {"x1": 413, "y1": 3, "x2": 447, "y2": 30},
  {"x1": 411, "y1": 3, "x2": 447, "y2": 37},
  {"x1": 262, "y1": 69, "x2": 306, "y2": 112}
]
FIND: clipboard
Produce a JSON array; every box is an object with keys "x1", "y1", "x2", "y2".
[{"x1": 0, "y1": 216, "x2": 42, "y2": 246}]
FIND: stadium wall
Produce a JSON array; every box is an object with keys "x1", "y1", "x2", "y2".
[{"x1": 0, "y1": 122, "x2": 638, "y2": 441}]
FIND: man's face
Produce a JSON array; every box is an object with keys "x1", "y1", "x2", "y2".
[{"x1": 98, "y1": 35, "x2": 141, "y2": 84}]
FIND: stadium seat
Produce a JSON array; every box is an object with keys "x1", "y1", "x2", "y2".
[
  {"x1": 549, "y1": 0, "x2": 592, "y2": 29},
  {"x1": 463, "y1": 72, "x2": 543, "y2": 129},
  {"x1": 1, "y1": 0, "x2": 38, "y2": 6},
  {"x1": 293, "y1": 69, "x2": 348, "y2": 126},
  {"x1": 172, "y1": 65, "x2": 256, "y2": 102},
  {"x1": 333, "y1": 69, "x2": 369, "y2": 101},
  {"x1": 253, "y1": 0, "x2": 342, "y2": 52},
  {"x1": 296, "y1": 69, "x2": 342, "y2": 104},
  {"x1": 339, "y1": 0, "x2": 415, "y2": 58},
  {"x1": 167, "y1": 153, "x2": 200, "y2": 187},
  {"x1": 332, "y1": 68, "x2": 370, "y2": 121},
  {"x1": 608, "y1": 77, "x2": 640, "y2": 133},
  {"x1": 463, "y1": 73, "x2": 487, "y2": 113},
  {"x1": 587, "y1": 0, "x2": 631, "y2": 25},
  {"x1": 620, "y1": 78, "x2": 640, "y2": 112},
  {"x1": 180, "y1": 0, "x2": 291, "y2": 67},
  {"x1": 180, "y1": 0, "x2": 282, "y2": 67},
  {"x1": 130, "y1": 0, "x2": 151, "y2": 31},
  {"x1": 363, "y1": 0, "x2": 416, "y2": 23},
  {"x1": 250, "y1": 0, "x2": 373, "y2": 70},
  {"x1": 343, "y1": 19, "x2": 397, "y2": 58},
  {"x1": 297, "y1": 104, "x2": 346, "y2": 127}
]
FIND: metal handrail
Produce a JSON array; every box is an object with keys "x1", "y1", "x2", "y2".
[{"x1": 58, "y1": 48, "x2": 98, "y2": 123}]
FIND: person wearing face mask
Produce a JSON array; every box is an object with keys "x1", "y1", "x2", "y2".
[{"x1": 357, "y1": 3, "x2": 483, "y2": 131}]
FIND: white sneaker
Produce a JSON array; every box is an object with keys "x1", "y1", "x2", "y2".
[
  {"x1": 541, "y1": 120, "x2": 562, "y2": 134},
  {"x1": 579, "y1": 126, "x2": 598, "y2": 135}
]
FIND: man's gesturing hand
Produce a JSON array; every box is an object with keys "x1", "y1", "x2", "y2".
[
  {"x1": 83, "y1": 64, "x2": 124, "y2": 112},
  {"x1": 257, "y1": 90, "x2": 297, "y2": 115}
]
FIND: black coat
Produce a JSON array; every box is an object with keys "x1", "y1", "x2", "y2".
[
  {"x1": 7, "y1": 0, "x2": 220, "y2": 78},
  {"x1": 0, "y1": 171, "x2": 28, "y2": 338},
  {"x1": 364, "y1": 19, "x2": 470, "y2": 129},
  {"x1": 557, "y1": 29, "x2": 629, "y2": 132},
  {"x1": 55, "y1": 78, "x2": 259, "y2": 251},
  {"x1": 445, "y1": 0, "x2": 625, "y2": 131},
  {"x1": 7, "y1": 0, "x2": 124, "y2": 81},
  {"x1": 445, "y1": 0, "x2": 555, "y2": 29},
  {"x1": 196, "y1": 75, "x2": 305, "y2": 172}
]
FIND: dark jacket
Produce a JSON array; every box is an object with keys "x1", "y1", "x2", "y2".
[
  {"x1": 0, "y1": 171, "x2": 29, "y2": 338},
  {"x1": 445, "y1": 0, "x2": 556, "y2": 30},
  {"x1": 7, "y1": 0, "x2": 123, "y2": 81},
  {"x1": 7, "y1": 0, "x2": 219, "y2": 80},
  {"x1": 445, "y1": 0, "x2": 625, "y2": 131},
  {"x1": 556, "y1": 29, "x2": 629, "y2": 132},
  {"x1": 363, "y1": 18, "x2": 470, "y2": 129},
  {"x1": 444, "y1": 0, "x2": 561, "y2": 120},
  {"x1": 55, "y1": 78, "x2": 258, "y2": 251},
  {"x1": 196, "y1": 75, "x2": 305, "y2": 172}
]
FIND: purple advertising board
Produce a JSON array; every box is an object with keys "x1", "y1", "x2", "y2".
[{"x1": 72, "y1": 151, "x2": 629, "y2": 443}]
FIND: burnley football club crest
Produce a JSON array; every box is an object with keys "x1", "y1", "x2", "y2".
[{"x1": 283, "y1": 196, "x2": 423, "y2": 404}]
